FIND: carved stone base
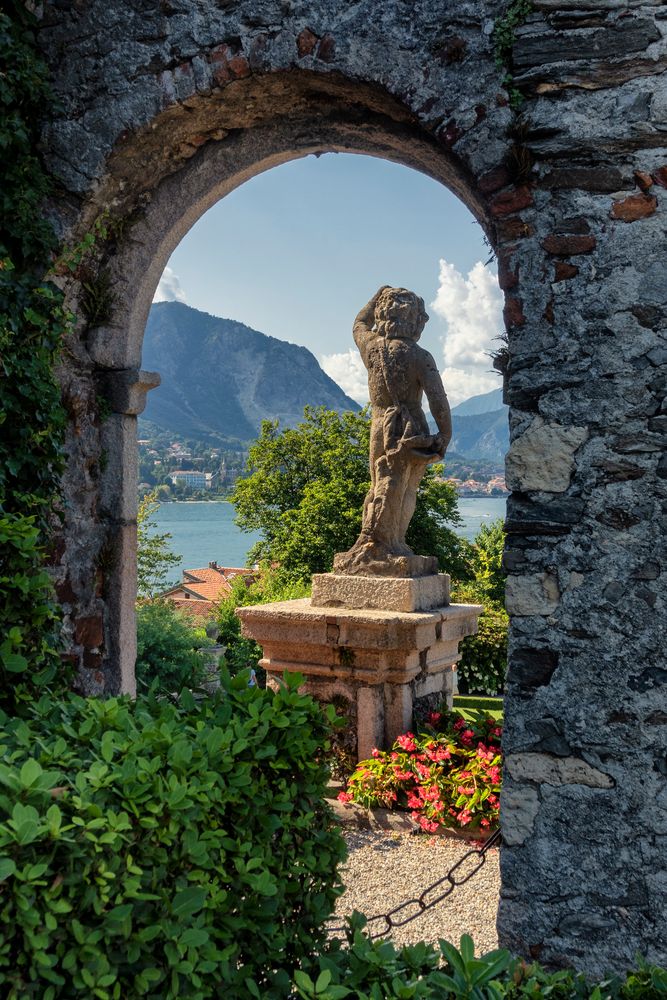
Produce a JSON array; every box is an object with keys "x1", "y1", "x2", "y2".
[
  {"x1": 311, "y1": 572, "x2": 450, "y2": 612},
  {"x1": 333, "y1": 542, "x2": 438, "y2": 578},
  {"x1": 237, "y1": 598, "x2": 482, "y2": 761}
]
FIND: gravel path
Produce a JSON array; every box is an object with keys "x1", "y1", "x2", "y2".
[{"x1": 331, "y1": 828, "x2": 501, "y2": 956}]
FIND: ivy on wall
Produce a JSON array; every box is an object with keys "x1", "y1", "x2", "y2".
[
  {"x1": 0, "y1": 3, "x2": 72, "y2": 714},
  {"x1": 492, "y1": 0, "x2": 534, "y2": 109}
]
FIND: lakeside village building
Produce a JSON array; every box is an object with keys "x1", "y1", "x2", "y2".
[
  {"x1": 167, "y1": 469, "x2": 216, "y2": 490},
  {"x1": 162, "y1": 562, "x2": 256, "y2": 620}
]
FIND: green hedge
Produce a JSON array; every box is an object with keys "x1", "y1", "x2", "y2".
[
  {"x1": 135, "y1": 601, "x2": 208, "y2": 695},
  {"x1": 456, "y1": 605, "x2": 508, "y2": 696},
  {"x1": 0, "y1": 675, "x2": 346, "y2": 999}
]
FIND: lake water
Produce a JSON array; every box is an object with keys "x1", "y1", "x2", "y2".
[{"x1": 151, "y1": 497, "x2": 507, "y2": 573}]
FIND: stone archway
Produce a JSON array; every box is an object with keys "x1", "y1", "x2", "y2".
[{"x1": 39, "y1": 1, "x2": 667, "y2": 975}]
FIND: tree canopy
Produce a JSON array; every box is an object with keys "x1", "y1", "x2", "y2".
[
  {"x1": 232, "y1": 406, "x2": 474, "y2": 583},
  {"x1": 136, "y1": 490, "x2": 181, "y2": 598}
]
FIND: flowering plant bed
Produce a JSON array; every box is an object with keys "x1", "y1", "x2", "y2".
[{"x1": 338, "y1": 711, "x2": 502, "y2": 833}]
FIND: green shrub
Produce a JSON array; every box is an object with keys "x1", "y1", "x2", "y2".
[
  {"x1": 340, "y1": 711, "x2": 502, "y2": 833},
  {"x1": 471, "y1": 519, "x2": 505, "y2": 607},
  {"x1": 0, "y1": 675, "x2": 346, "y2": 999},
  {"x1": 455, "y1": 598, "x2": 508, "y2": 696},
  {"x1": 294, "y1": 925, "x2": 667, "y2": 999},
  {"x1": 135, "y1": 601, "x2": 208, "y2": 695}
]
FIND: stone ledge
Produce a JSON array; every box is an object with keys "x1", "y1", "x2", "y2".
[{"x1": 311, "y1": 572, "x2": 450, "y2": 612}]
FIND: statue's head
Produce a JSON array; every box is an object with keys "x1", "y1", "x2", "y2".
[{"x1": 374, "y1": 287, "x2": 428, "y2": 341}]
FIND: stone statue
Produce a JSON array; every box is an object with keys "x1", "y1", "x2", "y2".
[{"x1": 333, "y1": 286, "x2": 452, "y2": 578}]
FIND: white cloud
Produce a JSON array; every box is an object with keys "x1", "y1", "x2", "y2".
[
  {"x1": 319, "y1": 348, "x2": 369, "y2": 405},
  {"x1": 431, "y1": 259, "x2": 504, "y2": 407},
  {"x1": 153, "y1": 266, "x2": 187, "y2": 303}
]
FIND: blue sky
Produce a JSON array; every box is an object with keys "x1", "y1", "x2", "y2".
[{"x1": 154, "y1": 153, "x2": 503, "y2": 406}]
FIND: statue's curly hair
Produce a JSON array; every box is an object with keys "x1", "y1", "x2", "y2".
[{"x1": 374, "y1": 287, "x2": 428, "y2": 340}]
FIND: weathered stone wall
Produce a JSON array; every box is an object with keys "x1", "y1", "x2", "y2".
[{"x1": 36, "y1": 0, "x2": 666, "y2": 975}]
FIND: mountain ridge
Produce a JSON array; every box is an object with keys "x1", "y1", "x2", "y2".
[{"x1": 142, "y1": 301, "x2": 360, "y2": 443}]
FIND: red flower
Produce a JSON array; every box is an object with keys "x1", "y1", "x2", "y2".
[
  {"x1": 396, "y1": 733, "x2": 417, "y2": 752},
  {"x1": 457, "y1": 809, "x2": 472, "y2": 826},
  {"x1": 453, "y1": 718, "x2": 467, "y2": 732},
  {"x1": 337, "y1": 791, "x2": 353, "y2": 803},
  {"x1": 418, "y1": 815, "x2": 439, "y2": 833},
  {"x1": 371, "y1": 747, "x2": 381, "y2": 758},
  {"x1": 428, "y1": 711, "x2": 442, "y2": 725}
]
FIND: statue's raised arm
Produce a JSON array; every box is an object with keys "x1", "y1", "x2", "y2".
[{"x1": 352, "y1": 285, "x2": 389, "y2": 363}]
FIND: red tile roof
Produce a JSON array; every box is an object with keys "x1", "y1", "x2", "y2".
[
  {"x1": 162, "y1": 564, "x2": 257, "y2": 612},
  {"x1": 170, "y1": 599, "x2": 218, "y2": 620}
]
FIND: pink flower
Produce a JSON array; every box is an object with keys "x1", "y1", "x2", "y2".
[
  {"x1": 457, "y1": 809, "x2": 472, "y2": 826},
  {"x1": 396, "y1": 733, "x2": 417, "y2": 752},
  {"x1": 428, "y1": 711, "x2": 442, "y2": 725},
  {"x1": 371, "y1": 747, "x2": 381, "y2": 758},
  {"x1": 480, "y1": 818, "x2": 490, "y2": 828},
  {"x1": 407, "y1": 793, "x2": 422, "y2": 809},
  {"x1": 337, "y1": 791, "x2": 353, "y2": 803},
  {"x1": 453, "y1": 718, "x2": 467, "y2": 732},
  {"x1": 486, "y1": 766, "x2": 501, "y2": 784},
  {"x1": 418, "y1": 816, "x2": 439, "y2": 833}
]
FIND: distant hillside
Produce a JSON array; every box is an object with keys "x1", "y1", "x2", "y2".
[
  {"x1": 450, "y1": 408, "x2": 508, "y2": 462},
  {"x1": 429, "y1": 386, "x2": 508, "y2": 462},
  {"x1": 451, "y1": 386, "x2": 504, "y2": 416},
  {"x1": 141, "y1": 302, "x2": 360, "y2": 443}
]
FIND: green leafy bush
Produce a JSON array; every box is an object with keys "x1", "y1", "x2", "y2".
[
  {"x1": 340, "y1": 712, "x2": 502, "y2": 833},
  {"x1": 471, "y1": 519, "x2": 505, "y2": 607},
  {"x1": 456, "y1": 604, "x2": 508, "y2": 696},
  {"x1": 0, "y1": 676, "x2": 346, "y2": 999},
  {"x1": 135, "y1": 601, "x2": 208, "y2": 694},
  {"x1": 294, "y1": 925, "x2": 667, "y2": 999}
]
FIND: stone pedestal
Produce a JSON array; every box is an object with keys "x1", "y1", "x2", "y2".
[
  {"x1": 312, "y1": 572, "x2": 450, "y2": 612},
  {"x1": 237, "y1": 597, "x2": 481, "y2": 760}
]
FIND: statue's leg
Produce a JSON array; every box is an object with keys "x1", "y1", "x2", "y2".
[
  {"x1": 359, "y1": 415, "x2": 385, "y2": 537},
  {"x1": 397, "y1": 458, "x2": 430, "y2": 544}
]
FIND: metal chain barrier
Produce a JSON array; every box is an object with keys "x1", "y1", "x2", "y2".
[{"x1": 327, "y1": 828, "x2": 501, "y2": 940}]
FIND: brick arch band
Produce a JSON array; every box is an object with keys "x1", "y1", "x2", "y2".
[{"x1": 40, "y1": 2, "x2": 666, "y2": 975}]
